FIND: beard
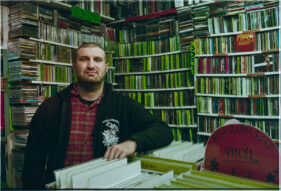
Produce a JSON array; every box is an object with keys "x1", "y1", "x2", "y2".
[
  {"x1": 76, "y1": 77, "x2": 104, "y2": 93},
  {"x1": 76, "y1": 70, "x2": 107, "y2": 88}
]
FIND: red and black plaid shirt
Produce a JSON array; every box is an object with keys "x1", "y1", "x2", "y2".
[{"x1": 64, "y1": 83, "x2": 103, "y2": 167}]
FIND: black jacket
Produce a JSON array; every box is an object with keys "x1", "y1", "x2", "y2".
[{"x1": 22, "y1": 83, "x2": 173, "y2": 189}]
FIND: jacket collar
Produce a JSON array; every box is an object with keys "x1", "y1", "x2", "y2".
[{"x1": 57, "y1": 82, "x2": 113, "y2": 102}]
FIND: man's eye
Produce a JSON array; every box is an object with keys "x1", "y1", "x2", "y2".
[
  {"x1": 80, "y1": 57, "x2": 87, "y2": 61},
  {"x1": 95, "y1": 58, "x2": 103, "y2": 62}
]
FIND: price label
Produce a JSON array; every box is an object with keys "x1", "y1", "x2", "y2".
[{"x1": 71, "y1": 6, "x2": 100, "y2": 24}]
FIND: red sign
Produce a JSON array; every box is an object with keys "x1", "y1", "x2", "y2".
[
  {"x1": 235, "y1": 32, "x2": 256, "y2": 52},
  {"x1": 204, "y1": 123, "x2": 279, "y2": 184},
  {"x1": 125, "y1": 9, "x2": 177, "y2": 22}
]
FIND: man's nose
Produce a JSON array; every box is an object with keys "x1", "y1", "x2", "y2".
[{"x1": 88, "y1": 59, "x2": 96, "y2": 68}]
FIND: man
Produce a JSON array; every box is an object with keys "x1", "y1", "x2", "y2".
[{"x1": 22, "y1": 42, "x2": 173, "y2": 188}]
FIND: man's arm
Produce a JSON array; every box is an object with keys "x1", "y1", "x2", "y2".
[{"x1": 104, "y1": 96, "x2": 173, "y2": 160}]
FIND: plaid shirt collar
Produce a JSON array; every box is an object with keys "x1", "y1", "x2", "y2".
[{"x1": 70, "y1": 83, "x2": 103, "y2": 107}]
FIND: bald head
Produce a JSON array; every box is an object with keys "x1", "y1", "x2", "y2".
[{"x1": 72, "y1": 42, "x2": 107, "y2": 64}]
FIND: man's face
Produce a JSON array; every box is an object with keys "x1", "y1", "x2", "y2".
[{"x1": 73, "y1": 47, "x2": 108, "y2": 84}]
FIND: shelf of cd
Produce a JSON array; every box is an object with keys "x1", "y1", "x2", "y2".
[
  {"x1": 31, "y1": 81, "x2": 70, "y2": 86},
  {"x1": 196, "y1": 93, "x2": 280, "y2": 98},
  {"x1": 254, "y1": 61, "x2": 273, "y2": 67},
  {"x1": 197, "y1": 113, "x2": 280, "y2": 120},
  {"x1": 195, "y1": 50, "x2": 281, "y2": 57},
  {"x1": 38, "y1": 0, "x2": 115, "y2": 22},
  {"x1": 145, "y1": 106, "x2": 196, "y2": 110},
  {"x1": 208, "y1": 26, "x2": 281, "y2": 37},
  {"x1": 29, "y1": 37, "x2": 77, "y2": 49},
  {"x1": 29, "y1": 37, "x2": 78, "y2": 48},
  {"x1": 114, "y1": 87, "x2": 195, "y2": 92},
  {"x1": 29, "y1": 59, "x2": 72, "y2": 66},
  {"x1": 197, "y1": 131, "x2": 212, "y2": 136},
  {"x1": 29, "y1": 38, "x2": 114, "y2": 54},
  {"x1": 168, "y1": 124, "x2": 198, "y2": 128},
  {"x1": 195, "y1": 71, "x2": 280, "y2": 77},
  {"x1": 113, "y1": 50, "x2": 183, "y2": 60},
  {"x1": 189, "y1": 1, "x2": 215, "y2": 8},
  {"x1": 108, "y1": 2, "x2": 208, "y2": 25},
  {"x1": 115, "y1": 68, "x2": 191, "y2": 76}
]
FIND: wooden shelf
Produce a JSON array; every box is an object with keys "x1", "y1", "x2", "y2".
[
  {"x1": 195, "y1": 71, "x2": 280, "y2": 77},
  {"x1": 168, "y1": 124, "x2": 198, "y2": 128},
  {"x1": 197, "y1": 113, "x2": 280, "y2": 120},
  {"x1": 115, "y1": 68, "x2": 191, "y2": 76},
  {"x1": 113, "y1": 50, "x2": 182, "y2": 60},
  {"x1": 29, "y1": 59, "x2": 72, "y2": 66},
  {"x1": 196, "y1": 93, "x2": 280, "y2": 98},
  {"x1": 114, "y1": 87, "x2": 195, "y2": 92},
  {"x1": 145, "y1": 105, "x2": 196, "y2": 110},
  {"x1": 207, "y1": 26, "x2": 280, "y2": 37}
]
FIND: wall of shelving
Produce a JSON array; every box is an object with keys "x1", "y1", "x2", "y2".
[
  {"x1": 193, "y1": 1, "x2": 280, "y2": 143},
  {"x1": 110, "y1": 0, "x2": 280, "y2": 144},
  {"x1": 112, "y1": 7, "x2": 198, "y2": 142}
]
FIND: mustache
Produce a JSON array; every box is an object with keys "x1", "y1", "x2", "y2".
[{"x1": 86, "y1": 69, "x2": 98, "y2": 72}]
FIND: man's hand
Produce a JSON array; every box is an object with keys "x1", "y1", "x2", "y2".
[{"x1": 104, "y1": 140, "x2": 137, "y2": 160}]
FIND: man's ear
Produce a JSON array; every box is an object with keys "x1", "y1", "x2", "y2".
[
  {"x1": 72, "y1": 63, "x2": 77, "y2": 73},
  {"x1": 105, "y1": 63, "x2": 108, "y2": 72}
]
